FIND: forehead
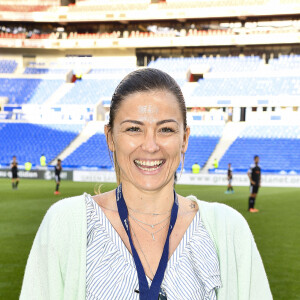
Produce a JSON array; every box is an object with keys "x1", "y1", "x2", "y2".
[{"x1": 116, "y1": 90, "x2": 182, "y2": 120}]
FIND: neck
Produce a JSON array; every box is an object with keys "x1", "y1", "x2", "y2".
[{"x1": 120, "y1": 182, "x2": 175, "y2": 215}]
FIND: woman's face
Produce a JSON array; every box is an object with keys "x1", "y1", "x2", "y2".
[{"x1": 106, "y1": 90, "x2": 190, "y2": 192}]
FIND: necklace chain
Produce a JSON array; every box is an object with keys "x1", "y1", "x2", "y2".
[
  {"x1": 98, "y1": 203, "x2": 171, "y2": 217},
  {"x1": 130, "y1": 216, "x2": 170, "y2": 241},
  {"x1": 129, "y1": 213, "x2": 171, "y2": 228},
  {"x1": 97, "y1": 202, "x2": 170, "y2": 240},
  {"x1": 128, "y1": 206, "x2": 172, "y2": 216},
  {"x1": 130, "y1": 224, "x2": 155, "y2": 279}
]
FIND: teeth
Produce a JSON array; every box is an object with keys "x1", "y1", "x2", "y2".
[
  {"x1": 135, "y1": 160, "x2": 163, "y2": 167},
  {"x1": 139, "y1": 166, "x2": 160, "y2": 171}
]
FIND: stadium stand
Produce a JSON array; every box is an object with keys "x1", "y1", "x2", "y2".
[
  {"x1": 58, "y1": 79, "x2": 121, "y2": 105},
  {"x1": 0, "y1": 122, "x2": 83, "y2": 167},
  {"x1": 0, "y1": 59, "x2": 18, "y2": 73},
  {"x1": 192, "y1": 77, "x2": 300, "y2": 97},
  {"x1": 218, "y1": 125, "x2": 300, "y2": 173},
  {"x1": 183, "y1": 124, "x2": 224, "y2": 171},
  {"x1": 62, "y1": 133, "x2": 112, "y2": 169},
  {"x1": 27, "y1": 80, "x2": 65, "y2": 104},
  {"x1": 149, "y1": 56, "x2": 263, "y2": 73},
  {"x1": 0, "y1": 0, "x2": 59, "y2": 12},
  {"x1": 89, "y1": 67, "x2": 136, "y2": 75},
  {"x1": 269, "y1": 55, "x2": 300, "y2": 71},
  {"x1": 0, "y1": 78, "x2": 65, "y2": 105},
  {"x1": 158, "y1": 0, "x2": 269, "y2": 9},
  {"x1": 0, "y1": 0, "x2": 299, "y2": 175},
  {"x1": 0, "y1": 5, "x2": 52, "y2": 12},
  {"x1": 68, "y1": 1, "x2": 149, "y2": 12},
  {"x1": 23, "y1": 67, "x2": 69, "y2": 74},
  {"x1": 71, "y1": 0, "x2": 270, "y2": 11}
]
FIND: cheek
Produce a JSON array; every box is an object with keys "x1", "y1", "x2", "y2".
[
  {"x1": 160, "y1": 138, "x2": 183, "y2": 156},
  {"x1": 115, "y1": 136, "x2": 140, "y2": 157}
]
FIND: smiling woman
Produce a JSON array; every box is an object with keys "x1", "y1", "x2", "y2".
[
  {"x1": 105, "y1": 89, "x2": 189, "y2": 192},
  {"x1": 20, "y1": 69, "x2": 273, "y2": 300}
]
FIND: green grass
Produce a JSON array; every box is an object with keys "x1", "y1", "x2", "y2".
[{"x1": 0, "y1": 179, "x2": 299, "y2": 300}]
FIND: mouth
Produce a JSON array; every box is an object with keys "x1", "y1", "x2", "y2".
[{"x1": 134, "y1": 159, "x2": 165, "y2": 172}]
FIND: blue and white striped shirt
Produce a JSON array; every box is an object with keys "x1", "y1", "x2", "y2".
[{"x1": 85, "y1": 194, "x2": 221, "y2": 299}]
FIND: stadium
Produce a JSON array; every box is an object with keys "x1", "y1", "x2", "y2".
[{"x1": 0, "y1": 0, "x2": 300, "y2": 299}]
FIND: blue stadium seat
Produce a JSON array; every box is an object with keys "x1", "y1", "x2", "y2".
[
  {"x1": 219, "y1": 125, "x2": 300, "y2": 173},
  {"x1": 0, "y1": 78, "x2": 64, "y2": 104},
  {"x1": 58, "y1": 79, "x2": 120, "y2": 105},
  {"x1": 269, "y1": 55, "x2": 300, "y2": 71},
  {"x1": 63, "y1": 133, "x2": 112, "y2": 169},
  {"x1": 24, "y1": 67, "x2": 69, "y2": 74},
  {"x1": 149, "y1": 56, "x2": 262, "y2": 73},
  {"x1": 184, "y1": 136, "x2": 220, "y2": 171},
  {"x1": 192, "y1": 77, "x2": 300, "y2": 97},
  {"x1": 89, "y1": 67, "x2": 136, "y2": 75},
  {"x1": 0, "y1": 123, "x2": 83, "y2": 166},
  {"x1": 0, "y1": 59, "x2": 17, "y2": 73}
]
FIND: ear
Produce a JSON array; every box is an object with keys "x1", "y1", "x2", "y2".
[
  {"x1": 104, "y1": 125, "x2": 115, "y2": 152},
  {"x1": 181, "y1": 126, "x2": 190, "y2": 154}
]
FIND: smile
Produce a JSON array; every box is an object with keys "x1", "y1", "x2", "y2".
[{"x1": 134, "y1": 159, "x2": 165, "y2": 171}]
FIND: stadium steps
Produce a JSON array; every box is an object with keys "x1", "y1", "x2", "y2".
[
  {"x1": 201, "y1": 122, "x2": 247, "y2": 172},
  {"x1": 43, "y1": 82, "x2": 74, "y2": 105},
  {"x1": 14, "y1": 63, "x2": 24, "y2": 74},
  {"x1": 50, "y1": 121, "x2": 104, "y2": 165},
  {"x1": 181, "y1": 82, "x2": 199, "y2": 99}
]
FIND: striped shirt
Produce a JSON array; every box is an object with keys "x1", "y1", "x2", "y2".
[{"x1": 85, "y1": 194, "x2": 221, "y2": 299}]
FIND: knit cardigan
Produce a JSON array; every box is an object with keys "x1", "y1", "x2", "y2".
[{"x1": 20, "y1": 194, "x2": 273, "y2": 300}]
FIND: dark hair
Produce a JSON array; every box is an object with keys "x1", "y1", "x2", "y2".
[
  {"x1": 108, "y1": 68, "x2": 187, "y2": 130},
  {"x1": 254, "y1": 155, "x2": 259, "y2": 159}
]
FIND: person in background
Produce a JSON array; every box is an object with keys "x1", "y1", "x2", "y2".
[
  {"x1": 191, "y1": 162, "x2": 200, "y2": 174},
  {"x1": 225, "y1": 163, "x2": 234, "y2": 194},
  {"x1": 213, "y1": 158, "x2": 219, "y2": 170},
  {"x1": 11, "y1": 155, "x2": 19, "y2": 190},
  {"x1": 174, "y1": 172, "x2": 178, "y2": 185},
  {"x1": 24, "y1": 161, "x2": 32, "y2": 171},
  {"x1": 40, "y1": 154, "x2": 46, "y2": 168},
  {"x1": 21, "y1": 69, "x2": 272, "y2": 300},
  {"x1": 248, "y1": 155, "x2": 261, "y2": 213},
  {"x1": 54, "y1": 159, "x2": 62, "y2": 195}
]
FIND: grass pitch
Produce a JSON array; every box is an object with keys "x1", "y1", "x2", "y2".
[{"x1": 0, "y1": 178, "x2": 299, "y2": 299}]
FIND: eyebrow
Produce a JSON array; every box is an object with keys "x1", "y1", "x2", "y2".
[{"x1": 120, "y1": 119, "x2": 179, "y2": 126}]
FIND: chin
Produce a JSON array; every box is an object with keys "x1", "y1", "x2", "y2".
[{"x1": 134, "y1": 176, "x2": 173, "y2": 192}]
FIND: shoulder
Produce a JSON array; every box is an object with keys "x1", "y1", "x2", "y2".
[
  {"x1": 248, "y1": 164, "x2": 255, "y2": 171},
  {"x1": 35, "y1": 194, "x2": 87, "y2": 247},
  {"x1": 187, "y1": 195, "x2": 249, "y2": 231},
  {"x1": 187, "y1": 195, "x2": 254, "y2": 250},
  {"x1": 43, "y1": 194, "x2": 86, "y2": 226}
]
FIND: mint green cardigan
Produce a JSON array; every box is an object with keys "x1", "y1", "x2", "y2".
[{"x1": 20, "y1": 194, "x2": 272, "y2": 299}]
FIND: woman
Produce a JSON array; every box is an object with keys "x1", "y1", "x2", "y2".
[{"x1": 20, "y1": 68, "x2": 272, "y2": 299}]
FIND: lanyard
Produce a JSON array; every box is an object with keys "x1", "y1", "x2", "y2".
[{"x1": 116, "y1": 184, "x2": 178, "y2": 300}]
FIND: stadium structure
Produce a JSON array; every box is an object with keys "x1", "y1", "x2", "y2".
[{"x1": 0, "y1": 0, "x2": 300, "y2": 187}]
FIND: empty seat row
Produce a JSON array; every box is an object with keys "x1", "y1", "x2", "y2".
[
  {"x1": 0, "y1": 59, "x2": 17, "y2": 73},
  {"x1": 219, "y1": 125, "x2": 300, "y2": 172},
  {"x1": 0, "y1": 123, "x2": 82, "y2": 166},
  {"x1": 0, "y1": 78, "x2": 64, "y2": 105}
]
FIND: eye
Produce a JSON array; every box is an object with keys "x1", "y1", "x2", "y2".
[
  {"x1": 160, "y1": 127, "x2": 175, "y2": 133},
  {"x1": 126, "y1": 126, "x2": 141, "y2": 132}
]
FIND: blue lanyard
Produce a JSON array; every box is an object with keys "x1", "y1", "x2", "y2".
[{"x1": 116, "y1": 184, "x2": 178, "y2": 299}]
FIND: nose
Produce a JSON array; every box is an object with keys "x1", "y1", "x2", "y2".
[{"x1": 141, "y1": 131, "x2": 160, "y2": 153}]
